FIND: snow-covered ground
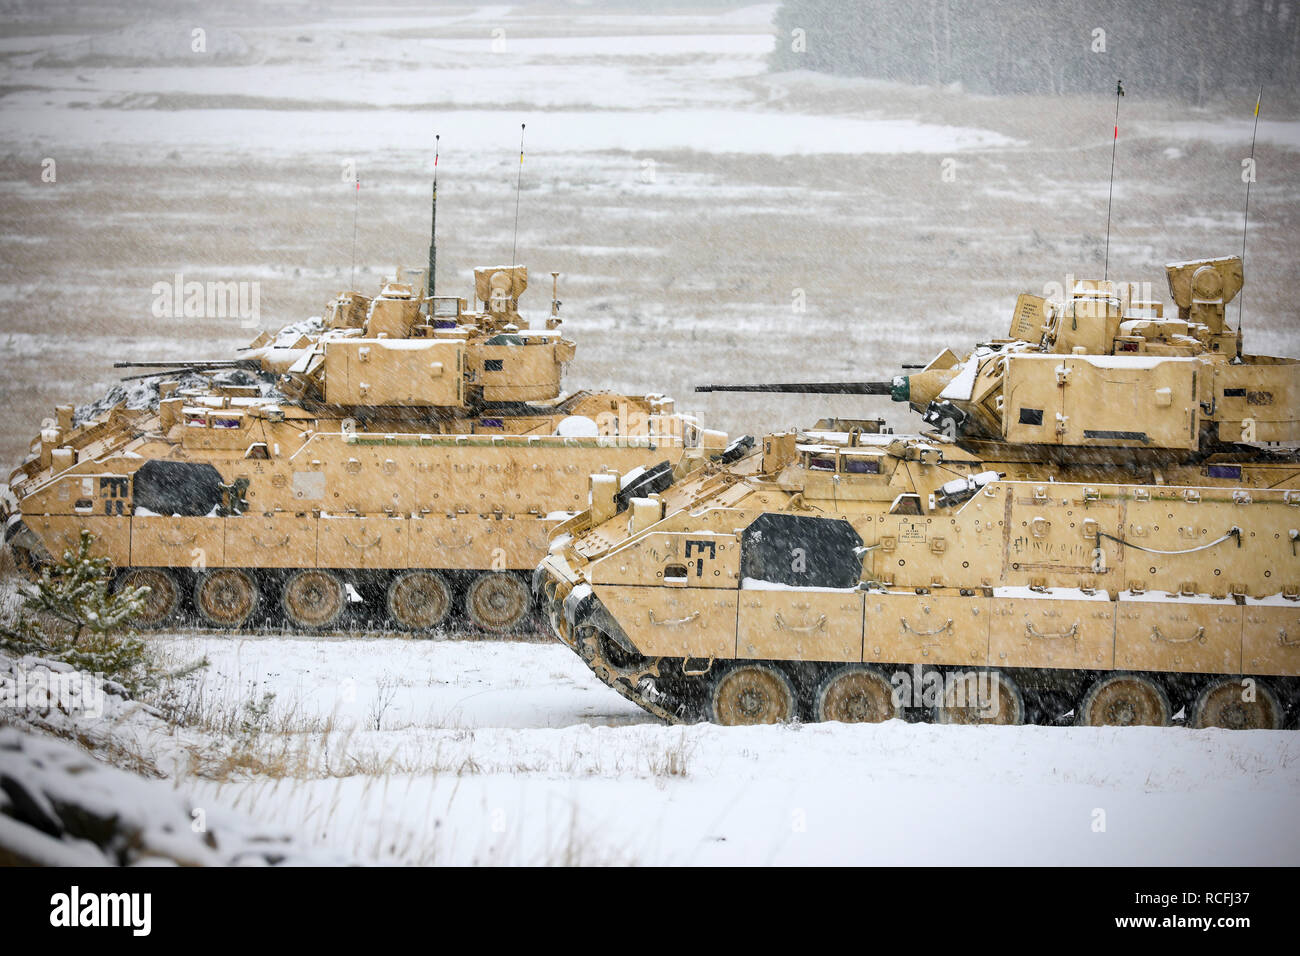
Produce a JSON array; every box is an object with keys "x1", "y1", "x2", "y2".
[
  {"x1": 0, "y1": 726, "x2": 352, "y2": 866},
  {"x1": 4, "y1": 630, "x2": 1298, "y2": 865},
  {"x1": 123, "y1": 635, "x2": 1300, "y2": 866}
]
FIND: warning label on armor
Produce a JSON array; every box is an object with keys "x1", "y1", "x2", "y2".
[
  {"x1": 1010, "y1": 293, "x2": 1046, "y2": 341},
  {"x1": 898, "y1": 521, "x2": 926, "y2": 543}
]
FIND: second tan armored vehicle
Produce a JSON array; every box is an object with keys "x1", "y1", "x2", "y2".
[
  {"x1": 4, "y1": 263, "x2": 727, "y2": 633},
  {"x1": 536, "y1": 256, "x2": 1300, "y2": 729}
]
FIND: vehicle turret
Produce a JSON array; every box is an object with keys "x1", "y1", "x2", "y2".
[
  {"x1": 115, "y1": 264, "x2": 576, "y2": 414},
  {"x1": 699, "y1": 256, "x2": 1298, "y2": 454}
]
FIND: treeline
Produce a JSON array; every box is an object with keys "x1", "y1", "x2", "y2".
[{"x1": 770, "y1": 0, "x2": 1299, "y2": 103}]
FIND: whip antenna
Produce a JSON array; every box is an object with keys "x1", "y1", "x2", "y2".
[
  {"x1": 1103, "y1": 79, "x2": 1124, "y2": 281},
  {"x1": 511, "y1": 123, "x2": 525, "y2": 266},
  {"x1": 1239, "y1": 86, "x2": 1262, "y2": 339},
  {"x1": 350, "y1": 170, "x2": 361, "y2": 291},
  {"x1": 428, "y1": 134, "x2": 439, "y2": 307}
]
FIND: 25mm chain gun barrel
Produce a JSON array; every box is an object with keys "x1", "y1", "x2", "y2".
[
  {"x1": 113, "y1": 361, "x2": 256, "y2": 370},
  {"x1": 695, "y1": 365, "x2": 976, "y2": 437},
  {"x1": 112, "y1": 359, "x2": 263, "y2": 381},
  {"x1": 696, "y1": 381, "x2": 905, "y2": 397}
]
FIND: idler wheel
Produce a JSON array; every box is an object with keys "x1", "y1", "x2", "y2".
[
  {"x1": 711, "y1": 664, "x2": 796, "y2": 726},
  {"x1": 1190, "y1": 678, "x2": 1282, "y2": 730},
  {"x1": 281, "y1": 569, "x2": 345, "y2": 630},
  {"x1": 464, "y1": 571, "x2": 530, "y2": 632},
  {"x1": 1077, "y1": 673, "x2": 1170, "y2": 727},
  {"x1": 387, "y1": 570, "x2": 452, "y2": 631},
  {"x1": 814, "y1": 666, "x2": 898, "y2": 723},
  {"x1": 935, "y1": 670, "x2": 1025, "y2": 725},
  {"x1": 194, "y1": 569, "x2": 259, "y2": 628},
  {"x1": 577, "y1": 626, "x2": 655, "y2": 681},
  {"x1": 117, "y1": 568, "x2": 180, "y2": 627}
]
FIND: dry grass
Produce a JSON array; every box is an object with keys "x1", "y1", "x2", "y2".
[
  {"x1": 146, "y1": 643, "x2": 695, "y2": 786},
  {"x1": 176, "y1": 708, "x2": 697, "y2": 784}
]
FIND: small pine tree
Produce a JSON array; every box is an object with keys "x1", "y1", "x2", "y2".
[{"x1": 1, "y1": 530, "x2": 156, "y2": 694}]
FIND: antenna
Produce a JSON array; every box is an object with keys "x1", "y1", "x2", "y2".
[
  {"x1": 511, "y1": 123, "x2": 525, "y2": 267},
  {"x1": 427, "y1": 134, "x2": 439, "y2": 309},
  {"x1": 350, "y1": 171, "x2": 360, "y2": 291},
  {"x1": 1103, "y1": 79, "x2": 1124, "y2": 281},
  {"x1": 549, "y1": 270, "x2": 561, "y2": 329},
  {"x1": 1239, "y1": 86, "x2": 1262, "y2": 339}
]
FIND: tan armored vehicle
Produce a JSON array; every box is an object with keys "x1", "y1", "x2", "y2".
[
  {"x1": 3, "y1": 263, "x2": 726, "y2": 633},
  {"x1": 536, "y1": 256, "x2": 1300, "y2": 729}
]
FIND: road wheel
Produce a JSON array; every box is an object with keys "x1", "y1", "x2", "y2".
[
  {"x1": 935, "y1": 670, "x2": 1025, "y2": 725},
  {"x1": 194, "y1": 569, "x2": 259, "y2": 628},
  {"x1": 387, "y1": 570, "x2": 452, "y2": 631},
  {"x1": 117, "y1": 568, "x2": 179, "y2": 627},
  {"x1": 281, "y1": 569, "x2": 345, "y2": 630},
  {"x1": 464, "y1": 571, "x2": 530, "y2": 632},
  {"x1": 1190, "y1": 678, "x2": 1283, "y2": 730},
  {"x1": 711, "y1": 664, "x2": 796, "y2": 726},
  {"x1": 814, "y1": 666, "x2": 898, "y2": 723},
  {"x1": 1077, "y1": 673, "x2": 1170, "y2": 727}
]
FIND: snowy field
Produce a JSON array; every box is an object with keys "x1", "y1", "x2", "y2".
[
  {"x1": 20, "y1": 632, "x2": 1282, "y2": 866},
  {"x1": 2, "y1": 2, "x2": 1299, "y2": 866},
  {"x1": 5, "y1": 627, "x2": 1299, "y2": 865}
]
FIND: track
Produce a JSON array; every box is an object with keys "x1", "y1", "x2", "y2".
[
  {"x1": 97, "y1": 565, "x2": 542, "y2": 638},
  {"x1": 539, "y1": 582, "x2": 1300, "y2": 730}
]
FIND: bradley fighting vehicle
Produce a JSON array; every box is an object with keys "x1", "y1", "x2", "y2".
[
  {"x1": 535, "y1": 256, "x2": 1300, "y2": 729},
  {"x1": 3, "y1": 263, "x2": 726, "y2": 633}
]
